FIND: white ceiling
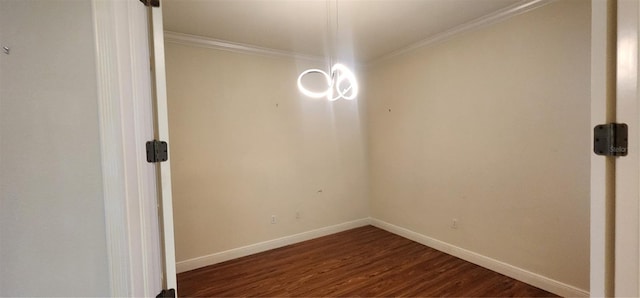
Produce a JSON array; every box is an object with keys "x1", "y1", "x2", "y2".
[{"x1": 162, "y1": 0, "x2": 525, "y2": 63}]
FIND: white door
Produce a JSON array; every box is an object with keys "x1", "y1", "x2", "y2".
[
  {"x1": 92, "y1": 0, "x2": 168, "y2": 296},
  {"x1": 148, "y1": 1, "x2": 179, "y2": 293},
  {"x1": 615, "y1": 0, "x2": 640, "y2": 296},
  {"x1": 591, "y1": 0, "x2": 640, "y2": 296}
]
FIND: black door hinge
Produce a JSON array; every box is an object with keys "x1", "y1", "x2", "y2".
[
  {"x1": 140, "y1": 0, "x2": 160, "y2": 7},
  {"x1": 156, "y1": 289, "x2": 175, "y2": 298},
  {"x1": 146, "y1": 140, "x2": 168, "y2": 163},
  {"x1": 594, "y1": 123, "x2": 628, "y2": 156}
]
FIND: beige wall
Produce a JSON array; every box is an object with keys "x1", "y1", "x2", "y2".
[
  {"x1": 366, "y1": 0, "x2": 590, "y2": 291},
  {"x1": 166, "y1": 0, "x2": 590, "y2": 292},
  {"x1": 0, "y1": 0, "x2": 110, "y2": 296},
  {"x1": 165, "y1": 44, "x2": 369, "y2": 262}
]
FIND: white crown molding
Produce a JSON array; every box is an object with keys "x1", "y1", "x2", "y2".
[
  {"x1": 164, "y1": 31, "x2": 325, "y2": 62},
  {"x1": 165, "y1": 0, "x2": 553, "y2": 66},
  {"x1": 368, "y1": 0, "x2": 556, "y2": 66}
]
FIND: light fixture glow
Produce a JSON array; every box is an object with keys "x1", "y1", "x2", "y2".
[
  {"x1": 331, "y1": 63, "x2": 358, "y2": 100},
  {"x1": 297, "y1": 0, "x2": 358, "y2": 101},
  {"x1": 297, "y1": 68, "x2": 332, "y2": 99},
  {"x1": 297, "y1": 63, "x2": 358, "y2": 101}
]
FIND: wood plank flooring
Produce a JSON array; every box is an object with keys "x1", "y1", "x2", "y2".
[{"x1": 177, "y1": 226, "x2": 558, "y2": 297}]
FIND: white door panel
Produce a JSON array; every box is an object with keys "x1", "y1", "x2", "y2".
[{"x1": 615, "y1": 0, "x2": 640, "y2": 296}]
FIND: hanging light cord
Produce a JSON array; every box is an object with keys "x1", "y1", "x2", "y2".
[
  {"x1": 327, "y1": 0, "x2": 333, "y2": 69},
  {"x1": 296, "y1": 0, "x2": 359, "y2": 101}
]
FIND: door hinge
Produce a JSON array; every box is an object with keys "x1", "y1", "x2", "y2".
[
  {"x1": 156, "y1": 289, "x2": 175, "y2": 298},
  {"x1": 146, "y1": 140, "x2": 168, "y2": 163},
  {"x1": 594, "y1": 123, "x2": 628, "y2": 156},
  {"x1": 140, "y1": 0, "x2": 160, "y2": 7}
]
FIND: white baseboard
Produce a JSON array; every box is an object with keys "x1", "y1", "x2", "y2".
[
  {"x1": 176, "y1": 218, "x2": 370, "y2": 273},
  {"x1": 369, "y1": 218, "x2": 589, "y2": 297},
  {"x1": 177, "y1": 217, "x2": 588, "y2": 297}
]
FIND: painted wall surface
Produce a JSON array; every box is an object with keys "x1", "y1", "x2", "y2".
[
  {"x1": 165, "y1": 43, "x2": 369, "y2": 262},
  {"x1": 366, "y1": 0, "x2": 590, "y2": 291},
  {"x1": 0, "y1": 0, "x2": 110, "y2": 296}
]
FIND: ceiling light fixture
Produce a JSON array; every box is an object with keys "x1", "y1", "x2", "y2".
[{"x1": 297, "y1": 0, "x2": 358, "y2": 101}]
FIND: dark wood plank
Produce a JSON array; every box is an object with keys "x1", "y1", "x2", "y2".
[{"x1": 177, "y1": 226, "x2": 559, "y2": 297}]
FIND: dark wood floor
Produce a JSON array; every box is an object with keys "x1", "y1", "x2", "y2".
[{"x1": 177, "y1": 226, "x2": 558, "y2": 297}]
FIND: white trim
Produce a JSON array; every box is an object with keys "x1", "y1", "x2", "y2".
[
  {"x1": 175, "y1": 217, "x2": 587, "y2": 297},
  {"x1": 369, "y1": 218, "x2": 589, "y2": 298},
  {"x1": 615, "y1": 0, "x2": 640, "y2": 296},
  {"x1": 152, "y1": 6, "x2": 178, "y2": 292},
  {"x1": 93, "y1": 0, "x2": 161, "y2": 296},
  {"x1": 369, "y1": 0, "x2": 555, "y2": 66},
  {"x1": 164, "y1": 0, "x2": 554, "y2": 67},
  {"x1": 164, "y1": 31, "x2": 325, "y2": 62},
  {"x1": 176, "y1": 218, "x2": 370, "y2": 273}
]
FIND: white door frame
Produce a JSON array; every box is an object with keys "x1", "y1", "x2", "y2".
[
  {"x1": 590, "y1": 0, "x2": 615, "y2": 296},
  {"x1": 615, "y1": 0, "x2": 640, "y2": 296},
  {"x1": 150, "y1": 3, "x2": 178, "y2": 292},
  {"x1": 93, "y1": 0, "x2": 640, "y2": 296},
  {"x1": 93, "y1": 0, "x2": 163, "y2": 296}
]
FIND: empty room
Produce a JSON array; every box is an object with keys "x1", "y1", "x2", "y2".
[
  {"x1": 162, "y1": 0, "x2": 588, "y2": 296},
  {"x1": 5, "y1": 0, "x2": 640, "y2": 297}
]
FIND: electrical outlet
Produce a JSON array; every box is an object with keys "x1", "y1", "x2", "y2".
[
  {"x1": 451, "y1": 218, "x2": 458, "y2": 229},
  {"x1": 271, "y1": 215, "x2": 277, "y2": 224},
  {"x1": 296, "y1": 211, "x2": 300, "y2": 219}
]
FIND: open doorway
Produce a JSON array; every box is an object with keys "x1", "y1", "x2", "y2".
[{"x1": 155, "y1": 0, "x2": 598, "y2": 296}]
